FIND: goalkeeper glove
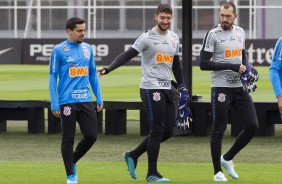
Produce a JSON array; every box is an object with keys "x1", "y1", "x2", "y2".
[
  {"x1": 177, "y1": 83, "x2": 189, "y2": 110},
  {"x1": 242, "y1": 64, "x2": 259, "y2": 82},
  {"x1": 242, "y1": 81, "x2": 257, "y2": 93},
  {"x1": 175, "y1": 83, "x2": 192, "y2": 131},
  {"x1": 175, "y1": 105, "x2": 192, "y2": 131},
  {"x1": 240, "y1": 64, "x2": 259, "y2": 93}
]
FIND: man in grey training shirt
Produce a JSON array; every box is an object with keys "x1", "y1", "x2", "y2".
[
  {"x1": 200, "y1": 2, "x2": 259, "y2": 182},
  {"x1": 98, "y1": 3, "x2": 188, "y2": 182}
]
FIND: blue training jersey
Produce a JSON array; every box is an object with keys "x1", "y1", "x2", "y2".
[
  {"x1": 269, "y1": 37, "x2": 282, "y2": 98},
  {"x1": 49, "y1": 40, "x2": 103, "y2": 111}
]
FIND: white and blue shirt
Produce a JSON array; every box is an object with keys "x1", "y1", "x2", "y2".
[
  {"x1": 202, "y1": 24, "x2": 245, "y2": 87},
  {"x1": 131, "y1": 27, "x2": 180, "y2": 89}
]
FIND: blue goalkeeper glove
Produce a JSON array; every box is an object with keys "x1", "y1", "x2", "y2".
[
  {"x1": 242, "y1": 81, "x2": 257, "y2": 93},
  {"x1": 177, "y1": 83, "x2": 189, "y2": 110},
  {"x1": 176, "y1": 105, "x2": 192, "y2": 131},
  {"x1": 240, "y1": 64, "x2": 259, "y2": 92},
  {"x1": 175, "y1": 83, "x2": 192, "y2": 131},
  {"x1": 241, "y1": 64, "x2": 259, "y2": 82}
]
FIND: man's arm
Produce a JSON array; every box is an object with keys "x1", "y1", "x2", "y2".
[
  {"x1": 172, "y1": 55, "x2": 184, "y2": 85},
  {"x1": 269, "y1": 37, "x2": 282, "y2": 111},
  {"x1": 99, "y1": 47, "x2": 139, "y2": 75},
  {"x1": 89, "y1": 46, "x2": 103, "y2": 109},
  {"x1": 49, "y1": 48, "x2": 60, "y2": 112},
  {"x1": 241, "y1": 49, "x2": 249, "y2": 66},
  {"x1": 270, "y1": 38, "x2": 282, "y2": 98},
  {"x1": 199, "y1": 50, "x2": 240, "y2": 72}
]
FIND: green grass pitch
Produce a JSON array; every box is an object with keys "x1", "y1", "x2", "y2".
[
  {"x1": 1, "y1": 127, "x2": 282, "y2": 184},
  {"x1": 0, "y1": 64, "x2": 281, "y2": 183}
]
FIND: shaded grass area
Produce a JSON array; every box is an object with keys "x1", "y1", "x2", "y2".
[{"x1": 1, "y1": 121, "x2": 282, "y2": 163}]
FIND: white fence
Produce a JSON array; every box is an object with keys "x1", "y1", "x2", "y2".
[{"x1": 0, "y1": 0, "x2": 282, "y2": 39}]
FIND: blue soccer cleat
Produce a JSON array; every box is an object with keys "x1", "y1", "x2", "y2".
[
  {"x1": 66, "y1": 174, "x2": 77, "y2": 184},
  {"x1": 72, "y1": 164, "x2": 78, "y2": 181},
  {"x1": 146, "y1": 175, "x2": 171, "y2": 182},
  {"x1": 122, "y1": 151, "x2": 137, "y2": 179}
]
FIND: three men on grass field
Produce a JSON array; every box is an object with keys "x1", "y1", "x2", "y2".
[{"x1": 48, "y1": 1, "x2": 265, "y2": 183}]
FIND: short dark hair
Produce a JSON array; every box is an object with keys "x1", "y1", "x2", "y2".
[
  {"x1": 220, "y1": 1, "x2": 236, "y2": 14},
  {"x1": 66, "y1": 17, "x2": 85, "y2": 30},
  {"x1": 156, "y1": 3, "x2": 173, "y2": 15}
]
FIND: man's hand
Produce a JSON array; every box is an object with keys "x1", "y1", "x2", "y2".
[
  {"x1": 277, "y1": 95, "x2": 282, "y2": 111},
  {"x1": 277, "y1": 95, "x2": 282, "y2": 121},
  {"x1": 239, "y1": 64, "x2": 246, "y2": 74},
  {"x1": 96, "y1": 104, "x2": 104, "y2": 112},
  {"x1": 97, "y1": 67, "x2": 110, "y2": 78},
  {"x1": 52, "y1": 110, "x2": 60, "y2": 118}
]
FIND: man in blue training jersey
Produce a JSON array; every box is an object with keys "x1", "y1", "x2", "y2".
[
  {"x1": 269, "y1": 37, "x2": 282, "y2": 118},
  {"x1": 49, "y1": 17, "x2": 103, "y2": 184}
]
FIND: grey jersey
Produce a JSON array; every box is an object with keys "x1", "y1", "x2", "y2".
[
  {"x1": 202, "y1": 24, "x2": 245, "y2": 87},
  {"x1": 131, "y1": 27, "x2": 180, "y2": 89}
]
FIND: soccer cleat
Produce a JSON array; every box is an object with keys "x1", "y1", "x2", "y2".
[
  {"x1": 220, "y1": 155, "x2": 239, "y2": 179},
  {"x1": 123, "y1": 152, "x2": 137, "y2": 179},
  {"x1": 72, "y1": 164, "x2": 78, "y2": 181},
  {"x1": 146, "y1": 175, "x2": 171, "y2": 182},
  {"x1": 67, "y1": 174, "x2": 78, "y2": 184},
  {"x1": 213, "y1": 171, "x2": 228, "y2": 182}
]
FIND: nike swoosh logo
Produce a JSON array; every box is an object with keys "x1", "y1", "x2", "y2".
[
  {"x1": 0, "y1": 47, "x2": 13, "y2": 55},
  {"x1": 241, "y1": 76, "x2": 247, "y2": 81},
  {"x1": 242, "y1": 76, "x2": 248, "y2": 80}
]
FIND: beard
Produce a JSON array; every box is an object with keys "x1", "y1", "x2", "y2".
[
  {"x1": 157, "y1": 23, "x2": 170, "y2": 32},
  {"x1": 221, "y1": 21, "x2": 233, "y2": 30},
  {"x1": 76, "y1": 37, "x2": 84, "y2": 43}
]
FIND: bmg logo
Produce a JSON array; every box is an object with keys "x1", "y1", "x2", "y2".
[
  {"x1": 224, "y1": 49, "x2": 242, "y2": 59},
  {"x1": 69, "y1": 67, "x2": 88, "y2": 77}
]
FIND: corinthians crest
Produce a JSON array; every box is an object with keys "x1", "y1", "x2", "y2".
[
  {"x1": 153, "y1": 92, "x2": 161, "y2": 101},
  {"x1": 83, "y1": 49, "x2": 90, "y2": 59},
  {"x1": 218, "y1": 93, "x2": 226, "y2": 102},
  {"x1": 63, "y1": 106, "x2": 71, "y2": 116}
]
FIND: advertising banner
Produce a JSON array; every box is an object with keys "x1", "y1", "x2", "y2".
[
  {"x1": 1, "y1": 38, "x2": 277, "y2": 66},
  {"x1": 0, "y1": 39, "x2": 22, "y2": 64},
  {"x1": 22, "y1": 39, "x2": 142, "y2": 65}
]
